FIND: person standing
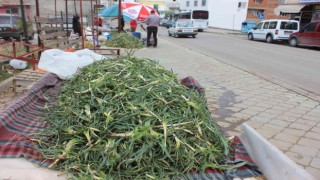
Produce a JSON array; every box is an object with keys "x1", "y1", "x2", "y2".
[
  {"x1": 144, "y1": 10, "x2": 161, "y2": 47},
  {"x1": 72, "y1": 15, "x2": 82, "y2": 36},
  {"x1": 98, "y1": 18, "x2": 103, "y2": 27},
  {"x1": 130, "y1": 19, "x2": 137, "y2": 32}
]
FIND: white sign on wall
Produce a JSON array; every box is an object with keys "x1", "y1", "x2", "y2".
[
  {"x1": 100, "y1": 0, "x2": 108, "y2": 6},
  {"x1": 299, "y1": 0, "x2": 320, "y2": 3}
]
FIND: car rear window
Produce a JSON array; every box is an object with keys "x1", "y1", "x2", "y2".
[
  {"x1": 280, "y1": 21, "x2": 298, "y2": 30},
  {"x1": 269, "y1": 22, "x2": 277, "y2": 29},
  {"x1": 177, "y1": 22, "x2": 192, "y2": 27}
]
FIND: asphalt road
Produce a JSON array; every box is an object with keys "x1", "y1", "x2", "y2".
[{"x1": 157, "y1": 26, "x2": 320, "y2": 96}]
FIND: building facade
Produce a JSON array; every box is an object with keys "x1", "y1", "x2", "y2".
[
  {"x1": 275, "y1": 0, "x2": 320, "y2": 27},
  {"x1": 179, "y1": 0, "x2": 248, "y2": 30},
  {"x1": 179, "y1": 0, "x2": 208, "y2": 11},
  {"x1": 30, "y1": 0, "x2": 93, "y2": 19},
  {"x1": 246, "y1": 0, "x2": 287, "y2": 23},
  {"x1": 0, "y1": 0, "x2": 31, "y2": 18},
  {"x1": 137, "y1": 0, "x2": 167, "y2": 11}
]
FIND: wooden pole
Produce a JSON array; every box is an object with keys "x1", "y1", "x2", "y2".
[
  {"x1": 118, "y1": 0, "x2": 121, "y2": 33},
  {"x1": 91, "y1": 0, "x2": 96, "y2": 50},
  {"x1": 35, "y1": 0, "x2": 40, "y2": 16},
  {"x1": 19, "y1": 0, "x2": 29, "y2": 52},
  {"x1": 80, "y1": 0, "x2": 85, "y2": 49},
  {"x1": 66, "y1": 0, "x2": 69, "y2": 36},
  {"x1": 74, "y1": 0, "x2": 77, "y2": 14},
  {"x1": 55, "y1": 0, "x2": 57, "y2": 19}
]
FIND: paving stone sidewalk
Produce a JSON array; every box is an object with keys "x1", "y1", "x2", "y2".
[
  {"x1": 135, "y1": 38, "x2": 320, "y2": 179},
  {"x1": 0, "y1": 32, "x2": 318, "y2": 178}
]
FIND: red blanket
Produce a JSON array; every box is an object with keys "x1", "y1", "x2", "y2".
[{"x1": 0, "y1": 73, "x2": 262, "y2": 179}]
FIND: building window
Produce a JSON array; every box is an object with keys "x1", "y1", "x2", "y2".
[
  {"x1": 186, "y1": 1, "x2": 190, "y2": 7},
  {"x1": 11, "y1": 8, "x2": 19, "y2": 14},
  {"x1": 254, "y1": 0, "x2": 263, "y2": 3},
  {"x1": 202, "y1": 0, "x2": 206, "y2": 6},
  {"x1": 5, "y1": 9, "x2": 11, "y2": 14},
  {"x1": 5, "y1": 8, "x2": 18, "y2": 14},
  {"x1": 194, "y1": 0, "x2": 198, "y2": 7},
  {"x1": 248, "y1": 9, "x2": 264, "y2": 16}
]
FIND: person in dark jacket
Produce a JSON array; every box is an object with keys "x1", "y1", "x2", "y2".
[
  {"x1": 72, "y1": 15, "x2": 82, "y2": 36},
  {"x1": 121, "y1": 15, "x2": 125, "y2": 31}
]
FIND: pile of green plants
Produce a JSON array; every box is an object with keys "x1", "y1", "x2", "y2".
[
  {"x1": 36, "y1": 57, "x2": 236, "y2": 179},
  {"x1": 104, "y1": 32, "x2": 143, "y2": 56}
]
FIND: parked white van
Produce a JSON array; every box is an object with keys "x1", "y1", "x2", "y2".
[{"x1": 248, "y1": 19, "x2": 299, "y2": 43}]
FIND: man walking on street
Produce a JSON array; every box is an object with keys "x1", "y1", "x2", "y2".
[{"x1": 145, "y1": 10, "x2": 160, "y2": 47}]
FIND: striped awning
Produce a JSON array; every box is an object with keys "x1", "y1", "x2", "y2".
[
  {"x1": 1, "y1": 0, "x2": 30, "y2": 6},
  {"x1": 274, "y1": 4, "x2": 306, "y2": 15}
]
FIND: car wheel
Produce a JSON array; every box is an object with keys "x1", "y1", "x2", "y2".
[
  {"x1": 192, "y1": 35, "x2": 196, "y2": 38},
  {"x1": 168, "y1": 31, "x2": 171, "y2": 36},
  {"x1": 248, "y1": 33, "x2": 253, "y2": 40},
  {"x1": 289, "y1": 37, "x2": 298, "y2": 47},
  {"x1": 266, "y1": 35, "x2": 273, "y2": 43}
]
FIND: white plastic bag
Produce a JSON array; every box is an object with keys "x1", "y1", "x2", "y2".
[
  {"x1": 9, "y1": 59, "x2": 28, "y2": 69},
  {"x1": 69, "y1": 30, "x2": 80, "y2": 40},
  {"x1": 85, "y1": 27, "x2": 93, "y2": 41},
  {"x1": 38, "y1": 49, "x2": 105, "y2": 80}
]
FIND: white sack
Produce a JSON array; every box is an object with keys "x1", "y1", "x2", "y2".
[
  {"x1": 9, "y1": 59, "x2": 28, "y2": 69},
  {"x1": 38, "y1": 49, "x2": 105, "y2": 80}
]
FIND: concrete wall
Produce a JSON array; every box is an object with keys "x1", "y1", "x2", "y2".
[
  {"x1": 247, "y1": 0, "x2": 288, "y2": 23},
  {"x1": 30, "y1": 0, "x2": 94, "y2": 18},
  {"x1": 208, "y1": 0, "x2": 248, "y2": 30},
  {"x1": 0, "y1": 6, "x2": 31, "y2": 18}
]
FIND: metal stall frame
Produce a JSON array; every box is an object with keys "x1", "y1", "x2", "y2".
[
  {"x1": 0, "y1": 0, "x2": 120, "y2": 69},
  {"x1": 65, "y1": 0, "x2": 120, "y2": 55}
]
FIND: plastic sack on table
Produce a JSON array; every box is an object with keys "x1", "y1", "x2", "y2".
[
  {"x1": 85, "y1": 27, "x2": 93, "y2": 41},
  {"x1": 9, "y1": 59, "x2": 28, "y2": 69},
  {"x1": 69, "y1": 30, "x2": 80, "y2": 40},
  {"x1": 38, "y1": 49, "x2": 105, "y2": 80}
]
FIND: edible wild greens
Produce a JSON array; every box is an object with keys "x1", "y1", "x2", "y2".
[{"x1": 36, "y1": 57, "x2": 232, "y2": 179}]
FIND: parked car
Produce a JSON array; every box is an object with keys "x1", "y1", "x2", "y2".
[
  {"x1": 248, "y1": 19, "x2": 299, "y2": 43},
  {"x1": 0, "y1": 26, "x2": 21, "y2": 40},
  {"x1": 288, "y1": 21, "x2": 320, "y2": 48},
  {"x1": 168, "y1": 20, "x2": 198, "y2": 38},
  {"x1": 0, "y1": 14, "x2": 34, "y2": 40},
  {"x1": 165, "y1": 20, "x2": 174, "y2": 28},
  {"x1": 160, "y1": 19, "x2": 168, "y2": 26}
]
